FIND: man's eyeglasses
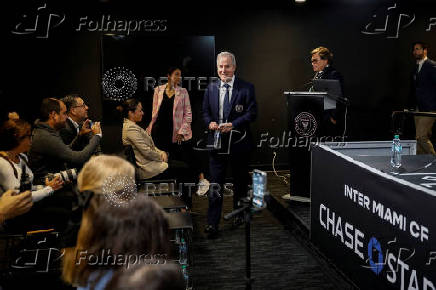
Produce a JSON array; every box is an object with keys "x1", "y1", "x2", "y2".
[
  {"x1": 73, "y1": 103, "x2": 87, "y2": 109},
  {"x1": 311, "y1": 59, "x2": 320, "y2": 64}
]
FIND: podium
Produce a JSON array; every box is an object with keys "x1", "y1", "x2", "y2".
[{"x1": 284, "y1": 91, "x2": 331, "y2": 198}]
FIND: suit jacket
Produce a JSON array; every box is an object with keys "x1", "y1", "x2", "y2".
[
  {"x1": 317, "y1": 65, "x2": 344, "y2": 96},
  {"x1": 409, "y1": 58, "x2": 436, "y2": 111},
  {"x1": 146, "y1": 85, "x2": 192, "y2": 142},
  {"x1": 122, "y1": 118, "x2": 168, "y2": 179},
  {"x1": 202, "y1": 77, "x2": 257, "y2": 150},
  {"x1": 60, "y1": 118, "x2": 89, "y2": 151},
  {"x1": 315, "y1": 65, "x2": 345, "y2": 121}
]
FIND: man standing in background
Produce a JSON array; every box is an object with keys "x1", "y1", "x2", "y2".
[{"x1": 409, "y1": 42, "x2": 436, "y2": 155}]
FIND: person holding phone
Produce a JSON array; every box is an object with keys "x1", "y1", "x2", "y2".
[
  {"x1": 0, "y1": 119, "x2": 63, "y2": 201},
  {"x1": 0, "y1": 119, "x2": 65, "y2": 232},
  {"x1": 61, "y1": 94, "x2": 101, "y2": 167}
]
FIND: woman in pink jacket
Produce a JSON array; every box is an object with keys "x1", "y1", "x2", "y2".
[{"x1": 147, "y1": 67, "x2": 209, "y2": 196}]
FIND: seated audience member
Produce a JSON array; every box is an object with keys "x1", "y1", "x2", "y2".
[
  {"x1": 0, "y1": 119, "x2": 63, "y2": 202},
  {"x1": 60, "y1": 94, "x2": 93, "y2": 149},
  {"x1": 119, "y1": 99, "x2": 195, "y2": 208},
  {"x1": 62, "y1": 155, "x2": 171, "y2": 290},
  {"x1": 60, "y1": 94, "x2": 101, "y2": 169},
  {"x1": 106, "y1": 264, "x2": 185, "y2": 290},
  {"x1": 119, "y1": 99, "x2": 168, "y2": 179},
  {"x1": 29, "y1": 98, "x2": 102, "y2": 184},
  {"x1": 0, "y1": 189, "x2": 33, "y2": 230},
  {"x1": 0, "y1": 119, "x2": 65, "y2": 231}
]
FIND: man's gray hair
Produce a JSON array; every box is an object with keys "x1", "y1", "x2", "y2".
[{"x1": 217, "y1": 51, "x2": 236, "y2": 66}]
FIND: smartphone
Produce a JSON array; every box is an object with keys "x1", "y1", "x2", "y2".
[{"x1": 252, "y1": 169, "x2": 267, "y2": 208}]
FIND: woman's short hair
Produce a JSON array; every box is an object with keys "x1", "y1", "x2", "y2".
[
  {"x1": 106, "y1": 264, "x2": 185, "y2": 290},
  {"x1": 116, "y1": 99, "x2": 140, "y2": 119},
  {"x1": 62, "y1": 194, "x2": 171, "y2": 287},
  {"x1": 77, "y1": 155, "x2": 135, "y2": 195},
  {"x1": 311, "y1": 46, "x2": 333, "y2": 63},
  {"x1": 0, "y1": 119, "x2": 31, "y2": 151}
]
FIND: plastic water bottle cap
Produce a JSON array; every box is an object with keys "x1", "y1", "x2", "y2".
[{"x1": 394, "y1": 134, "x2": 399, "y2": 139}]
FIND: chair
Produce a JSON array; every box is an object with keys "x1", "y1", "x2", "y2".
[{"x1": 120, "y1": 145, "x2": 178, "y2": 196}]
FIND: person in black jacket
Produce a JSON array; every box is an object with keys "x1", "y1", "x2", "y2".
[
  {"x1": 310, "y1": 46, "x2": 345, "y2": 137},
  {"x1": 409, "y1": 42, "x2": 436, "y2": 155},
  {"x1": 60, "y1": 94, "x2": 100, "y2": 168}
]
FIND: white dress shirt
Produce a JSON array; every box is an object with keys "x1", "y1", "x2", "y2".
[
  {"x1": 219, "y1": 75, "x2": 235, "y2": 123},
  {"x1": 417, "y1": 57, "x2": 427, "y2": 73},
  {"x1": 68, "y1": 117, "x2": 80, "y2": 134}
]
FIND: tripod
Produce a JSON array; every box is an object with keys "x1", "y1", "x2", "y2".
[{"x1": 223, "y1": 192, "x2": 267, "y2": 290}]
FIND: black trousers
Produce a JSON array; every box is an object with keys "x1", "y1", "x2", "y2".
[{"x1": 207, "y1": 151, "x2": 250, "y2": 227}]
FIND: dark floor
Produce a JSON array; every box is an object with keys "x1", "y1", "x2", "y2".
[{"x1": 190, "y1": 171, "x2": 349, "y2": 290}]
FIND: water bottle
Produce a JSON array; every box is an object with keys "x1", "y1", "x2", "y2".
[
  {"x1": 175, "y1": 229, "x2": 182, "y2": 245},
  {"x1": 179, "y1": 238, "x2": 187, "y2": 265},
  {"x1": 213, "y1": 130, "x2": 221, "y2": 149},
  {"x1": 181, "y1": 264, "x2": 189, "y2": 288},
  {"x1": 390, "y1": 134, "x2": 402, "y2": 169}
]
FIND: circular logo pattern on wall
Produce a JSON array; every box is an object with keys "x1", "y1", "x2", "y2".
[
  {"x1": 102, "y1": 67, "x2": 137, "y2": 101},
  {"x1": 102, "y1": 175, "x2": 137, "y2": 207},
  {"x1": 294, "y1": 112, "x2": 317, "y2": 137}
]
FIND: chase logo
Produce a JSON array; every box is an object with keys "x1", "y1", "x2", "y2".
[
  {"x1": 361, "y1": 3, "x2": 415, "y2": 39},
  {"x1": 11, "y1": 3, "x2": 65, "y2": 39},
  {"x1": 368, "y1": 237, "x2": 384, "y2": 275}
]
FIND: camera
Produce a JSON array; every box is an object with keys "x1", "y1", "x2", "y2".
[{"x1": 46, "y1": 168, "x2": 78, "y2": 183}]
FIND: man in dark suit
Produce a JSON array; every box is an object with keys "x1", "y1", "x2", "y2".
[
  {"x1": 60, "y1": 94, "x2": 99, "y2": 167},
  {"x1": 409, "y1": 42, "x2": 436, "y2": 154},
  {"x1": 202, "y1": 51, "x2": 257, "y2": 237},
  {"x1": 310, "y1": 46, "x2": 345, "y2": 137}
]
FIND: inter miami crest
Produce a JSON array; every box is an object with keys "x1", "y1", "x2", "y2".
[{"x1": 294, "y1": 112, "x2": 317, "y2": 137}]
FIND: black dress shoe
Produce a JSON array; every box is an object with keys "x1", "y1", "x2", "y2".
[{"x1": 233, "y1": 216, "x2": 244, "y2": 228}]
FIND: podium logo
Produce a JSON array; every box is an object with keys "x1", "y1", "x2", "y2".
[
  {"x1": 11, "y1": 3, "x2": 65, "y2": 39},
  {"x1": 294, "y1": 112, "x2": 317, "y2": 137},
  {"x1": 361, "y1": 3, "x2": 415, "y2": 39}
]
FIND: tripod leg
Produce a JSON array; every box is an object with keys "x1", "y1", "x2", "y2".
[{"x1": 245, "y1": 209, "x2": 252, "y2": 290}]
